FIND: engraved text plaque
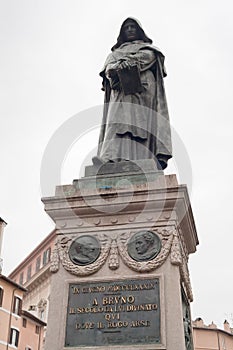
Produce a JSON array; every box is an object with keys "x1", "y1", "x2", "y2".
[{"x1": 65, "y1": 278, "x2": 160, "y2": 347}]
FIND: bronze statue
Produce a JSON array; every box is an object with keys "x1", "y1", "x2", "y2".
[{"x1": 93, "y1": 18, "x2": 172, "y2": 170}]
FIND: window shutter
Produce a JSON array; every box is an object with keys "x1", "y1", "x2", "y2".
[
  {"x1": 18, "y1": 298, "x2": 22, "y2": 316},
  {"x1": 0, "y1": 287, "x2": 3, "y2": 306},
  {"x1": 15, "y1": 330, "x2": 19, "y2": 347}
]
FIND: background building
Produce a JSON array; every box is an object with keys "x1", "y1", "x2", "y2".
[
  {"x1": 193, "y1": 318, "x2": 233, "y2": 350},
  {"x1": 0, "y1": 274, "x2": 46, "y2": 350},
  {"x1": 8, "y1": 230, "x2": 55, "y2": 323}
]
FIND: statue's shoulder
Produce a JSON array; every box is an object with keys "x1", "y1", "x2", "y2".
[
  {"x1": 139, "y1": 43, "x2": 165, "y2": 57},
  {"x1": 140, "y1": 44, "x2": 167, "y2": 77},
  {"x1": 99, "y1": 52, "x2": 116, "y2": 77}
]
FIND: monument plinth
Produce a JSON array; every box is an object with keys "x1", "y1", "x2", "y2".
[{"x1": 42, "y1": 164, "x2": 198, "y2": 350}]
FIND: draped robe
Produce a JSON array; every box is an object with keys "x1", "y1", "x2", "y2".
[{"x1": 97, "y1": 40, "x2": 172, "y2": 168}]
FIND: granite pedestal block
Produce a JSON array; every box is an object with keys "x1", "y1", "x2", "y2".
[{"x1": 42, "y1": 163, "x2": 198, "y2": 350}]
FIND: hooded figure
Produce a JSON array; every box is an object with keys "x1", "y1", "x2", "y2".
[{"x1": 93, "y1": 18, "x2": 172, "y2": 169}]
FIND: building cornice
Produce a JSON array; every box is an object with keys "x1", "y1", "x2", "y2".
[
  {"x1": 21, "y1": 310, "x2": 47, "y2": 326},
  {"x1": 0, "y1": 217, "x2": 7, "y2": 225},
  {"x1": 0, "y1": 274, "x2": 27, "y2": 291},
  {"x1": 23, "y1": 264, "x2": 51, "y2": 292},
  {"x1": 193, "y1": 326, "x2": 233, "y2": 337},
  {"x1": 8, "y1": 229, "x2": 56, "y2": 278}
]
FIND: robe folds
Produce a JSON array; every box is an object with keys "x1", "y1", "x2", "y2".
[{"x1": 97, "y1": 40, "x2": 172, "y2": 167}]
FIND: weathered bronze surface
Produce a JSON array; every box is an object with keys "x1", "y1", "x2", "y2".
[
  {"x1": 65, "y1": 278, "x2": 160, "y2": 347},
  {"x1": 85, "y1": 158, "x2": 158, "y2": 177},
  {"x1": 93, "y1": 17, "x2": 172, "y2": 170},
  {"x1": 68, "y1": 235, "x2": 101, "y2": 266},
  {"x1": 117, "y1": 64, "x2": 143, "y2": 95},
  {"x1": 127, "y1": 230, "x2": 161, "y2": 262}
]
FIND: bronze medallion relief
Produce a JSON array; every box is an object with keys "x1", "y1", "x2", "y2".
[
  {"x1": 69, "y1": 235, "x2": 101, "y2": 265},
  {"x1": 127, "y1": 231, "x2": 161, "y2": 262}
]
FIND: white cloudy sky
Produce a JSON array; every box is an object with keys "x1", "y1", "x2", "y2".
[{"x1": 1, "y1": 0, "x2": 233, "y2": 328}]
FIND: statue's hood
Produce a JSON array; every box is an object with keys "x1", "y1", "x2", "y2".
[{"x1": 111, "y1": 17, "x2": 152, "y2": 51}]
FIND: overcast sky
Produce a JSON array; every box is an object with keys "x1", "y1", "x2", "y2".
[{"x1": 1, "y1": 0, "x2": 233, "y2": 328}]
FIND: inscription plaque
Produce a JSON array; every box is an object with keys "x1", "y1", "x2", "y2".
[{"x1": 65, "y1": 278, "x2": 160, "y2": 347}]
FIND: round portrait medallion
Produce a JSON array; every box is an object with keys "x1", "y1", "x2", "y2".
[
  {"x1": 69, "y1": 235, "x2": 101, "y2": 266},
  {"x1": 127, "y1": 231, "x2": 161, "y2": 262}
]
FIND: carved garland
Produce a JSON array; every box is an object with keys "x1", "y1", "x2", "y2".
[
  {"x1": 180, "y1": 257, "x2": 193, "y2": 302},
  {"x1": 51, "y1": 234, "x2": 111, "y2": 276},
  {"x1": 170, "y1": 229, "x2": 193, "y2": 302},
  {"x1": 50, "y1": 243, "x2": 60, "y2": 273},
  {"x1": 50, "y1": 227, "x2": 193, "y2": 290},
  {"x1": 117, "y1": 228, "x2": 176, "y2": 272}
]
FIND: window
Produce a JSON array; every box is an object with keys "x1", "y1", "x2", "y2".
[
  {"x1": 36, "y1": 255, "x2": 41, "y2": 272},
  {"x1": 28, "y1": 305, "x2": 36, "y2": 311},
  {"x1": 9, "y1": 328, "x2": 19, "y2": 347},
  {"x1": 43, "y1": 247, "x2": 51, "y2": 266},
  {"x1": 0, "y1": 287, "x2": 3, "y2": 307},
  {"x1": 22, "y1": 318, "x2": 27, "y2": 328},
  {"x1": 19, "y1": 272, "x2": 24, "y2": 285},
  {"x1": 25, "y1": 347, "x2": 32, "y2": 350},
  {"x1": 27, "y1": 265, "x2": 32, "y2": 281},
  {"x1": 13, "y1": 296, "x2": 22, "y2": 315},
  {"x1": 35, "y1": 325, "x2": 40, "y2": 334}
]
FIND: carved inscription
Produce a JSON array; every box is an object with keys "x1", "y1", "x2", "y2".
[{"x1": 65, "y1": 278, "x2": 160, "y2": 347}]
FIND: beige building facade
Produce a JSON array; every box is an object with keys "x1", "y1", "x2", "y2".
[
  {"x1": 0, "y1": 274, "x2": 46, "y2": 350},
  {"x1": 9, "y1": 230, "x2": 56, "y2": 323},
  {"x1": 193, "y1": 318, "x2": 233, "y2": 350}
]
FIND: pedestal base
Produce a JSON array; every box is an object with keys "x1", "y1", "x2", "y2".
[{"x1": 42, "y1": 166, "x2": 198, "y2": 350}]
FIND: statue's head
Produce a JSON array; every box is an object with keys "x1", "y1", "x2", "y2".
[
  {"x1": 135, "y1": 231, "x2": 155, "y2": 255},
  {"x1": 111, "y1": 17, "x2": 152, "y2": 51}
]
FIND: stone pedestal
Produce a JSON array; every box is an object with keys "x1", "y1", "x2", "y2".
[{"x1": 42, "y1": 162, "x2": 198, "y2": 350}]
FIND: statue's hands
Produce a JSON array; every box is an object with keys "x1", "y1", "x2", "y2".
[
  {"x1": 110, "y1": 76, "x2": 120, "y2": 89},
  {"x1": 118, "y1": 60, "x2": 132, "y2": 70},
  {"x1": 107, "y1": 68, "x2": 117, "y2": 78}
]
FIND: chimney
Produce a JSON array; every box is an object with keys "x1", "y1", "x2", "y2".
[
  {"x1": 0, "y1": 217, "x2": 7, "y2": 273},
  {"x1": 224, "y1": 320, "x2": 231, "y2": 333},
  {"x1": 193, "y1": 317, "x2": 205, "y2": 328},
  {"x1": 208, "y1": 321, "x2": 217, "y2": 329}
]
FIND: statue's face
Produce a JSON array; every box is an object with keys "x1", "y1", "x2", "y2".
[
  {"x1": 122, "y1": 20, "x2": 139, "y2": 42},
  {"x1": 135, "y1": 237, "x2": 149, "y2": 255},
  {"x1": 75, "y1": 240, "x2": 95, "y2": 258}
]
